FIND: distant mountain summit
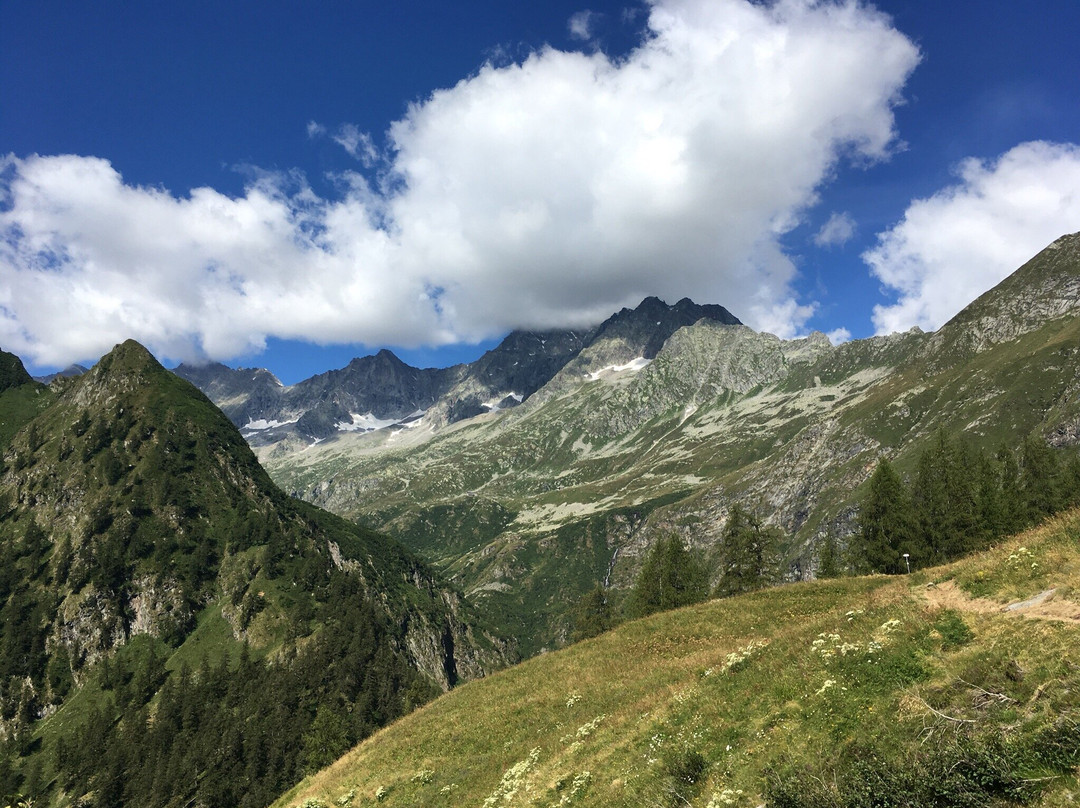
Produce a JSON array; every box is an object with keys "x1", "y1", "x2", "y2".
[
  {"x1": 590, "y1": 296, "x2": 741, "y2": 360},
  {"x1": 32, "y1": 363, "x2": 88, "y2": 384},
  {"x1": 177, "y1": 296, "x2": 741, "y2": 442}
]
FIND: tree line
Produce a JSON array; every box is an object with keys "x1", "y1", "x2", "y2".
[
  {"x1": 571, "y1": 502, "x2": 782, "y2": 640},
  {"x1": 848, "y1": 432, "x2": 1080, "y2": 575},
  {"x1": 572, "y1": 431, "x2": 1080, "y2": 640}
]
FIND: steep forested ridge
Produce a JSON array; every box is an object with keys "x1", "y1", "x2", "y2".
[{"x1": 0, "y1": 340, "x2": 509, "y2": 806}]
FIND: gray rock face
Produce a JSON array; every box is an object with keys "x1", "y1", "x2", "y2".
[
  {"x1": 589, "y1": 296, "x2": 742, "y2": 360},
  {"x1": 173, "y1": 361, "x2": 286, "y2": 426},
  {"x1": 177, "y1": 296, "x2": 741, "y2": 441}
]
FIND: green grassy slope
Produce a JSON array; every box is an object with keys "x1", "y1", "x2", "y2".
[
  {"x1": 0, "y1": 349, "x2": 53, "y2": 450},
  {"x1": 276, "y1": 511, "x2": 1080, "y2": 808}
]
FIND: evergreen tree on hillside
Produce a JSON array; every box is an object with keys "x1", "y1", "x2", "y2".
[
  {"x1": 852, "y1": 458, "x2": 918, "y2": 574},
  {"x1": 571, "y1": 585, "x2": 614, "y2": 642},
  {"x1": 1065, "y1": 455, "x2": 1080, "y2": 510},
  {"x1": 1020, "y1": 435, "x2": 1065, "y2": 521},
  {"x1": 911, "y1": 431, "x2": 979, "y2": 563},
  {"x1": 627, "y1": 535, "x2": 708, "y2": 618},
  {"x1": 715, "y1": 503, "x2": 781, "y2": 597},
  {"x1": 995, "y1": 444, "x2": 1027, "y2": 536},
  {"x1": 816, "y1": 533, "x2": 841, "y2": 579}
]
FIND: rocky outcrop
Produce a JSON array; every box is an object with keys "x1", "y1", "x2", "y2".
[{"x1": 926, "y1": 232, "x2": 1080, "y2": 363}]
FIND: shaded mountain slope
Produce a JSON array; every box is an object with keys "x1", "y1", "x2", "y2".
[{"x1": 0, "y1": 348, "x2": 52, "y2": 450}]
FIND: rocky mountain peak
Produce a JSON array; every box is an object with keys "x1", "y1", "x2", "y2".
[
  {"x1": 926, "y1": 230, "x2": 1080, "y2": 363},
  {"x1": 366, "y1": 348, "x2": 407, "y2": 366},
  {"x1": 74, "y1": 339, "x2": 171, "y2": 406},
  {"x1": 592, "y1": 296, "x2": 742, "y2": 359}
]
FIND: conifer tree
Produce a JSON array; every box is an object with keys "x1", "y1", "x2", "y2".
[
  {"x1": 996, "y1": 444, "x2": 1026, "y2": 535},
  {"x1": 973, "y1": 448, "x2": 1005, "y2": 545},
  {"x1": 853, "y1": 457, "x2": 918, "y2": 574},
  {"x1": 910, "y1": 431, "x2": 979, "y2": 563},
  {"x1": 1020, "y1": 435, "x2": 1064, "y2": 521},
  {"x1": 627, "y1": 535, "x2": 707, "y2": 618},
  {"x1": 1065, "y1": 455, "x2": 1080, "y2": 510},
  {"x1": 570, "y1": 585, "x2": 614, "y2": 641},
  {"x1": 817, "y1": 534, "x2": 841, "y2": 579},
  {"x1": 715, "y1": 503, "x2": 781, "y2": 596},
  {"x1": 301, "y1": 703, "x2": 351, "y2": 773}
]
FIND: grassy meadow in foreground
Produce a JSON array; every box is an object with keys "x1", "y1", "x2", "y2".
[{"x1": 276, "y1": 511, "x2": 1080, "y2": 808}]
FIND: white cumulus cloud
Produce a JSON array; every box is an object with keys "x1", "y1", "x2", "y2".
[
  {"x1": 814, "y1": 211, "x2": 856, "y2": 247},
  {"x1": 866, "y1": 141, "x2": 1080, "y2": 335},
  {"x1": 568, "y1": 10, "x2": 598, "y2": 41},
  {"x1": 0, "y1": 0, "x2": 919, "y2": 367},
  {"x1": 826, "y1": 327, "x2": 852, "y2": 345}
]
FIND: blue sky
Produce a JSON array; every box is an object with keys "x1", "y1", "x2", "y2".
[{"x1": 3, "y1": 0, "x2": 1079, "y2": 384}]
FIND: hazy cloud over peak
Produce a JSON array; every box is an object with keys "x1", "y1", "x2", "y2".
[{"x1": 0, "y1": 0, "x2": 920, "y2": 367}]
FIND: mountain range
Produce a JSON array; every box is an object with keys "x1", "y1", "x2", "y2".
[
  {"x1": 177, "y1": 233, "x2": 1080, "y2": 654},
  {"x1": 172, "y1": 297, "x2": 740, "y2": 443},
  {"x1": 2, "y1": 232, "x2": 1079, "y2": 806}
]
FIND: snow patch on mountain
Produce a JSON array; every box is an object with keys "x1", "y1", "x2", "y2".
[
  {"x1": 481, "y1": 392, "x2": 524, "y2": 411},
  {"x1": 337, "y1": 412, "x2": 402, "y2": 432},
  {"x1": 242, "y1": 418, "x2": 298, "y2": 431},
  {"x1": 585, "y1": 357, "x2": 651, "y2": 381}
]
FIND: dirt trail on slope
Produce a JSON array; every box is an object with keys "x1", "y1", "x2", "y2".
[{"x1": 919, "y1": 580, "x2": 1080, "y2": 624}]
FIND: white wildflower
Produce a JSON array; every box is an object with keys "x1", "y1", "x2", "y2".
[
  {"x1": 483, "y1": 748, "x2": 540, "y2": 807},
  {"x1": 561, "y1": 715, "x2": 606, "y2": 745},
  {"x1": 706, "y1": 787, "x2": 746, "y2": 807}
]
